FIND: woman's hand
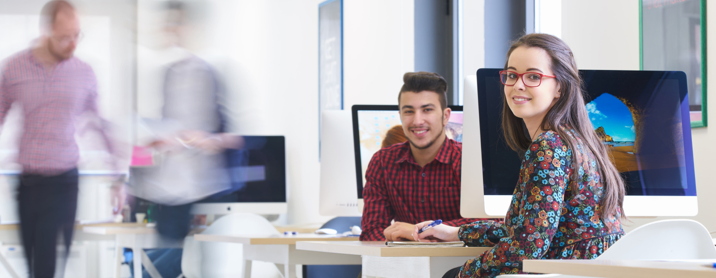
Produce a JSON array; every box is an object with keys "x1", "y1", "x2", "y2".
[{"x1": 412, "y1": 221, "x2": 461, "y2": 242}]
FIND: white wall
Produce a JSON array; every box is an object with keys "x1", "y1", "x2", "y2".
[
  {"x1": 195, "y1": 0, "x2": 324, "y2": 225},
  {"x1": 343, "y1": 0, "x2": 414, "y2": 108},
  {"x1": 561, "y1": 0, "x2": 716, "y2": 233},
  {"x1": 561, "y1": 0, "x2": 640, "y2": 70},
  {"x1": 462, "y1": 0, "x2": 485, "y2": 77}
]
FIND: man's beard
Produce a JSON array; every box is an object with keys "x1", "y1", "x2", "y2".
[{"x1": 406, "y1": 116, "x2": 445, "y2": 150}]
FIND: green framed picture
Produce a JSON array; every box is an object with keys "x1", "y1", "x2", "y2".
[{"x1": 640, "y1": 0, "x2": 707, "y2": 127}]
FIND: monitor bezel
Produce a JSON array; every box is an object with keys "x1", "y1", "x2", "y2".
[{"x1": 351, "y1": 104, "x2": 463, "y2": 199}]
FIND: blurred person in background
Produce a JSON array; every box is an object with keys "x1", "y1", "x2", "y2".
[
  {"x1": 128, "y1": 1, "x2": 242, "y2": 276},
  {"x1": 0, "y1": 1, "x2": 120, "y2": 277},
  {"x1": 144, "y1": 0, "x2": 242, "y2": 240}
]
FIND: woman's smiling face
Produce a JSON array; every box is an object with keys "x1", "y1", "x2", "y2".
[{"x1": 503, "y1": 46, "x2": 561, "y2": 123}]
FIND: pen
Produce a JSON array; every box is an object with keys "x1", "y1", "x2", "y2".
[
  {"x1": 418, "y1": 219, "x2": 442, "y2": 234},
  {"x1": 703, "y1": 263, "x2": 716, "y2": 268}
]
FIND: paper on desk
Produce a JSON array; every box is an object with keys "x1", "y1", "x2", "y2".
[
  {"x1": 654, "y1": 259, "x2": 716, "y2": 263},
  {"x1": 385, "y1": 241, "x2": 465, "y2": 247},
  {"x1": 77, "y1": 218, "x2": 117, "y2": 225}
]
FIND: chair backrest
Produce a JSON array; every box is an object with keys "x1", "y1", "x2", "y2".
[
  {"x1": 202, "y1": 213, "x2": 281, "y2": 235},
  {"x1": 598, "y1": 219, "x2": 716, "y2": 260},
  {"x1": 320, "y1": 216, "x2": 361, "y2": 233}
]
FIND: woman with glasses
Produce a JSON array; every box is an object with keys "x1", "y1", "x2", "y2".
[{"x1": 413, "y1": 33, "x2": 626, "y2": 277}]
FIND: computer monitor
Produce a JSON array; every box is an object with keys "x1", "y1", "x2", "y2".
[
  {"x1": 191, "y1": 136, "x2": 287, "y2": 214},
  {"x1": 352, "y1": 105, "x2": 464, "y2": 199},
  {"x1": 461, "y1": 69, "x2": 697, "y2": 218},
  {"x1": 128, "y1": 135, "x2": 287, "y2": 215},
  {"x1": 318, "y1": 110, "x2": 361, "y2": 216}
]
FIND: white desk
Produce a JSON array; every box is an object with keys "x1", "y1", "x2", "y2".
[
  {"x1": 523, "y1": 259, "x2": 716, "y2": 278},
  {"x1": 0, "y1": 223, "x2": 148, "y2": 278},
  {"x1": 83, "y1": 224, "x2": 183, "y2": 278},
  {"x1": 296, "y1": 241, "x2": 490, "y2": 278},
  {"x1": 194, "y1": 234, "x2": 361, "y2": 278}
]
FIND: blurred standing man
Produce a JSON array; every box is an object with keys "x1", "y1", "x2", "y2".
[{"x1": 0, "y1": 1, "x2": 118, "y2": 277}]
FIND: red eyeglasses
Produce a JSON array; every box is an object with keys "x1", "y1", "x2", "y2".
[{"x1": 499, "y1": 70, "x2": 556, "y2": 87}]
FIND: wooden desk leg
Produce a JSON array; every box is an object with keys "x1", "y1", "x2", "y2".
[
  {"x1": 244, "y1": 259, "x2": 252, "y2": 278},
  {"x1": 131, "y1": 235, "x2": 142, "y2": 278},
  {"x1": 242, "y1": 245, "x2": 252, "y2": 278},
  {"x1": 283, "y1": 264, "x2": 296, "y2": 278},
  {"x1": 113, "y1": 237, "x2": 122, "y2": 278},
  {"x1": 274, "y1": 264, "x2": 286, "y2": 277}
]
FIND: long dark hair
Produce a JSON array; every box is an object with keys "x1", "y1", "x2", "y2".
[{"x1": 500, "y1": 33, "x2": 625, "y2": 223}]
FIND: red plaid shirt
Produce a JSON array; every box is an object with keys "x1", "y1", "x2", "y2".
[
  {"x1": 0, "y1": 49, "x2": 101, "y2": 175},
  {"x1": 360, "y1": 138, "x2": 482, "y2": 241}
]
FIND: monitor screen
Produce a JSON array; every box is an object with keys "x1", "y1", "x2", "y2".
[
  {"x1": 352, "y1": 105, "x2": 464, "y2": 199},
  {"x1": 201, "y1": 135, "x2": 287, "y2": 203},
  {"x1": 467, "y1": 69, "x2": 697, "y2": 217}
]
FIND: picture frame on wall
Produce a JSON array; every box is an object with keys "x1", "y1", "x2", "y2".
[
  {"x1": 640, "y1": 0, "x2": 707, "y2": 127},
  {"x1": 318, "y1": 0, "x2": 343, "y2": 159}
]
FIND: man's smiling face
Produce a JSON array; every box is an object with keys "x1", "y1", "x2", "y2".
[{"x1": 399, "y1": 90, "x2": 450, "y2": 150}]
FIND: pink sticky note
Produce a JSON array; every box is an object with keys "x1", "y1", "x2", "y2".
[{"x1": 131, "y1": 146, "x2": 153, "y2": 166}]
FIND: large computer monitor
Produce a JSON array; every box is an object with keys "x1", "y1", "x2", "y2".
[
  {"x1": 352, "y1": 105, "x2": 464, "y2": 199},
  {"x1": 461, "y1": 69, "x2": 697, "y2": 218},
  {"x1": 130, "y1": 135, "x2": 287, "y2": 215},
  {"x1": 318, "y1": 110, "x2": 361, "y2": 216},
  {"x1": 192, "y1": 136, "x2": 287, "y2": 214}
]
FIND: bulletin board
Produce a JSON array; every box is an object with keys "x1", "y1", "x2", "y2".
[{"x1": 318, "y1": 0, "x2": 343, "y2": 159}]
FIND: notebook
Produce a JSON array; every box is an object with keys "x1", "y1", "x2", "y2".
[{"x1": 385, "y1": 241, "x2": 465, "y2": 247}]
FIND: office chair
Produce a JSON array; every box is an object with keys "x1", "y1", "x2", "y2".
[
  {"x1": 497, "y1": 219, "x2": 716, "y2": 277},
  {"x1": 303, "y1": 217, "x2": 362, "y2": 278}
]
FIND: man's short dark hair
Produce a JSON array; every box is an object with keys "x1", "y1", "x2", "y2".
[
  {"x1": 398, "y1": 71, "x2": 448, "y2": 110},
  {"x1": 40, "y1": 0, "x2": 75, "y2": 29}
]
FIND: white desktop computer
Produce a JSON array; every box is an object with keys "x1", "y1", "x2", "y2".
[
  {"x1": 319, "y1": 110, "x2": 361, "y2": 216},
  {"x1": 461, "y1": 69, "x2": 698, "y2": 218}
]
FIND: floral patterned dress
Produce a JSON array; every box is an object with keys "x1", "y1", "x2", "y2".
[{"x1": 457, "y1": 129, "x2": 624, "y2": 277}]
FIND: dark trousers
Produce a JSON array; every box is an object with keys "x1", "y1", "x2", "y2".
[
  {"x1": 155, "y1": 202, "x2": 193, "y2": 241},
  {"x1": 17, "y1": 169, "x2": 79, "y2": 278}
]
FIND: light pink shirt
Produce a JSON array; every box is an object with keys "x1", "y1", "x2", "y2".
[{"x1": 0, "y1": 49, "x2": 99, "y2": 175}]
